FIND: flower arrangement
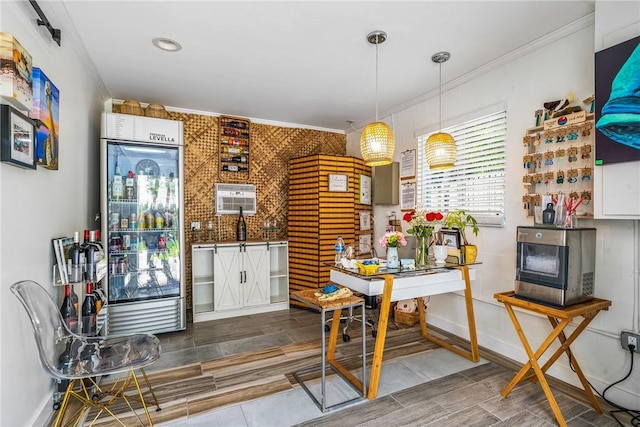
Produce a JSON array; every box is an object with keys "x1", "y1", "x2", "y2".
[
  {"x1": 402, "y1": 207, "x2": 443, "y2": 241},
  {"x1": 378, "y1": 229, "x2": 407, "y2": 248}
]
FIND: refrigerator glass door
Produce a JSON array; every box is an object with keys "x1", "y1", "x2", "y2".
[{"x1": 106, "y1": 141, "x2": 181, "y2": 304}]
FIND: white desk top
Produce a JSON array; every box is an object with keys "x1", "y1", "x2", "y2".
[{"x1": 330, "y1": 267, "x2": 476, "y2": 302}]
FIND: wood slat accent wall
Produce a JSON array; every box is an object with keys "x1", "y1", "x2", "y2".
[
  {"x1": 288, "y1": 155, "x2": 372, "y2": 306},
  {"x1": 113, "y1": 105, "x2": 346, "y2": 313}
]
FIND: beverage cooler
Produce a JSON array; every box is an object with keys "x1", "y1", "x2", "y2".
[{"x1": 100, "y1": 112, "x2": 186, "y2": 335}]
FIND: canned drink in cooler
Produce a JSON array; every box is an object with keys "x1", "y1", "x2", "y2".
[{"x1": 130, "y1": 213, "x2": 137, "y2": 230}]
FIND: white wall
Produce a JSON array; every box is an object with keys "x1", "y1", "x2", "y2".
[
  {"x1": 347, "y1": 5, "x2": 640, "y2": 409},
  {"x1": 0, "y1": 1, "x2": 106, "y2": 425}
]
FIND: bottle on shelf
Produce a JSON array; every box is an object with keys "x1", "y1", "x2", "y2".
[
  {"x1": 68, "y1": 231, "x2": 83, "y2": 283},
  {"x1": 84, "y1": 230, "x2": 100, "y2": 281},
  {"x1": 125, "y1": 170, "x2": 135, "y2": 200},
  {"x1": 222, "y1": 165, "x2": 248, "y2": 172},
  {"x1": 236, "y1": 206, "x2": 247, "y2": 241},
  {"x1": 221, "y1": 146, "x2": 245, "y2": 154},
  {"x1": 112, "y1": 161, "x2": 123, "y2": 201},
  {"x1": 335, "y1": 235, "x2": 345, "y2": 266},
  {"x1": 60, "y1": 284, "x2": 78, "y2": 333},
  {"x1": 81, "y1": 282, "x2": 97, "y2": 336}
]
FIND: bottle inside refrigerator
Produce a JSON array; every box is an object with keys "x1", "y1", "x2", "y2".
[{"x1": 101, "y1": 112, "x2": 185, "y2": 335}]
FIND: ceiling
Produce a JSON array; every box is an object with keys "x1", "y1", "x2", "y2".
[{"x1": 59, "y1": 1, "x2": 595, "y2": 131}]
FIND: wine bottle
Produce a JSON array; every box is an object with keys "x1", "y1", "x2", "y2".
[
  {"x1": 60, "y1": 284, "x2": 78, "y2": 333},
  {"x1": 85, "y1": 230, "x2": 99, "y2": 281},
  {"x1": 112, "y1": 161, "x2": 123, "y2": 201},
  {"x1": 125, "y1": 171, "x2": 135, "y2": 200},
  {"x1": 236, "y1": 206, "x2": 247, "y2": 241},
  {"x1": 68, "y1": 231, "x2": 83, "y2": 282},
  {"x1": 231, "y1": 155, "x2": 248, "y2": 163},
  {"x1": 81, "y1": 282, "x2": 97, "y2": 335},
  {"x1": 222, "y1": 165, "x2": 248, "y2": 172}
]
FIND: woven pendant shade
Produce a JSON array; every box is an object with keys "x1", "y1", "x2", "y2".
[
  {"x1": 425, "y1": 132, "x2": 456, "y2": 170},
  {"x1": 360, "y1": 121, "x2": 395, "y2": 166}
]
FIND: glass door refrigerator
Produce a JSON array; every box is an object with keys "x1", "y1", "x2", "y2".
[{"x1": 100, "y1": 112, "x2": 185, "y2": 335}]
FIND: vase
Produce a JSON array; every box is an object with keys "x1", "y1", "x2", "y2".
[
  {"x1": 463, "y1": 244, "x2": 478, "y2": 264},
  {"x1": 433, "y1": 245, "x2": 448, "y2": 265},
  {"x1": 415, "y1": 235, "x2": 429, "y2": 267},
  {"x1": 387, "y1": 246, "x2": 399, "y2": 268}
]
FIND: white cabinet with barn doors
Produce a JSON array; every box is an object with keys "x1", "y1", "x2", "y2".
[{"x1": 191, "y1": 241, "x2": 289, "y2": 322}]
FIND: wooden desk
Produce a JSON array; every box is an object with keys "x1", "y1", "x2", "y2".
[
  {"x1": 290, "y1": 289, "x2": 367, "y2": 412},
  {"x1": 494, "y1": 291, "x2": 611, "y2": 427},
  {"x1": 330, "y1": 265, "x2": 480, "y2": 399}
]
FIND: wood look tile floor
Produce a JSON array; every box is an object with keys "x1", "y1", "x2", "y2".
[{"x1": 73, "y1": 307, "x2": 624, "y2": 427}]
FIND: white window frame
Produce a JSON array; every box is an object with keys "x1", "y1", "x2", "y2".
[{"x1": 417, "y1": 110, "x2": 507, "y2": 227}]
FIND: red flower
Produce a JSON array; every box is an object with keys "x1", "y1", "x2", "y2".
[
  {"x1": 403, "y1": 211, "x2": 415, "y2": 222},
  {"x1": 426, "y1": 212, "x2": 443, "y2": 222}
]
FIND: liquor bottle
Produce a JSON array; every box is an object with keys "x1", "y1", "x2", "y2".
[
  {"x1": 236, "y1": 207, "x2": 247, "y2": 241},
  {"x1": 125, "y1": 171, "x2": 135, "y2": 200},
  {"x1": 68, "y1": 232, "x2": 83, "y2": 282},
  {"x1": 112, "y1": 161, "x2": 123, "y2": 201},
  {"x1": 81, "y1": 282, "x2": 97, "y2": 335},
  {"x1": 60, "y1": 284, "x2": 78, "y2": 333}
]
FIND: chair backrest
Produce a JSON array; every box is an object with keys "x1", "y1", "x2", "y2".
[{"x1": 11, "y1": 280, "x2": 74, "y2": 380}]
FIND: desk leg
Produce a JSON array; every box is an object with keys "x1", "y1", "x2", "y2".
[
  {"x1": 419, "y1": 265, "x2": 480, "y2": 362},
  {"x1": 367, "y1": 275, "x2": 394, "y2": 399},
  {"x1": 501, "y1": 304, "x2": 568, "y2": 427}
]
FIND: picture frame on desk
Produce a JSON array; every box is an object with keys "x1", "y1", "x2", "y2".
[
  {"x1": 440, "y1": 229, "x2": 461, "y2": 249},
  {"x1": 1, "y1": 104, "x2": 36, "y2": 169}
]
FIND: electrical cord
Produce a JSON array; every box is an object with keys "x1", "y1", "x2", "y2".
[{"x1": 561, "y1": 332, "x2": 639, "y2": 426}]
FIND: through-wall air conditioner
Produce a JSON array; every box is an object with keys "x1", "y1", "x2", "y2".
[{"x1": 215, "y1": 183, "x2": 256, "y2": 215}]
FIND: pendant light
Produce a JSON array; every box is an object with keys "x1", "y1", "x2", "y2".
[
  {"x1": 425, "y1": 52, "x2": 457, "y2": 170},
  {"x1": 360, "y1": 30, "x2": 395, "y2": 167}
]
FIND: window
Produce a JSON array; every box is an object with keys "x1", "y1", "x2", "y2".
[{"x1": 417, "y1": 110, "x2": 506, "y2": 227}]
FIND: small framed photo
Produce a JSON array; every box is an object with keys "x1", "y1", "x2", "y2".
[
  {"x1": 440, "y1": 229, "x2": 461, "y2": 249},
  {"x1": 1, "y1": 104, "x2": 36, "y2": 169}
]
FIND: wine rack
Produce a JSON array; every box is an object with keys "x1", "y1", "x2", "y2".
[{"x1": 220, "y1": 115, "x2": 250, "y2": 179}]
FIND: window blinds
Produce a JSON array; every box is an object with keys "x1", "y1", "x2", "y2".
[{"x1": 417, "y1": 110, "x2": 507, "y2": 227}]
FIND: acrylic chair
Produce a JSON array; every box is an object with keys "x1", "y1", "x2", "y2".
[{"x1": 11, "y1": 280, "x2": 162, "y2": 427}]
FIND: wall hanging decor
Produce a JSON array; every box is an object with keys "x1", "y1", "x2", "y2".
[
  {"x1": 30, "y1": 67, "x2": 59, "y2": 170},
  {"x1": 0, "y1": 33, "x2": 33, "y2": 111},
  {"x1": 1, "y1": 104, "x2": 37, "y2": 169}
]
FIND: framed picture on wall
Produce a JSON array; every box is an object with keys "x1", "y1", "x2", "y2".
[{"x1": 1, "y1": 104, "x2": 37, "y2": 169}]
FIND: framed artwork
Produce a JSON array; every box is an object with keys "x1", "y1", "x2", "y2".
[
  {"x1": 1, "y1": 104, "x2": 36, "y2": 169},
  {"x1": 359, "y1": 174, "x2": 371, "y2": 205},
  {"x1": 401, "y1": 181, "x2": 416, "y2": 211},
  {"x1": 31, "y1": 68, "x2": 60, "y2": 170},
  {"x1": 440, "y1": 229, "x2": 461, "y2": 249},
  {"x1": 400, "y1": 149, "x2": 416, "y2": 179},
  {"x1": 328, "y1": 174, "x2": 348, "y2": 192}
]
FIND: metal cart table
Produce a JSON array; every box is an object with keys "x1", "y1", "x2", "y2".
[{"x1": 291, "y1": 288, "x2": 367, "y2": 412}]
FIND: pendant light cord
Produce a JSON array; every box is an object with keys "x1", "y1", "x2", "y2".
[
  {"x1": 375, "y1": 35, "x2": 379, "y2": 122},
  {"x1": 438, "y1": 61, "x2": 442, "y2": 133}
]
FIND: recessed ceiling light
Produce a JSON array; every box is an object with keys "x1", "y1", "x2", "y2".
[{"x1": 152, "y1": 37, "x2": 182, "y2": 52}]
